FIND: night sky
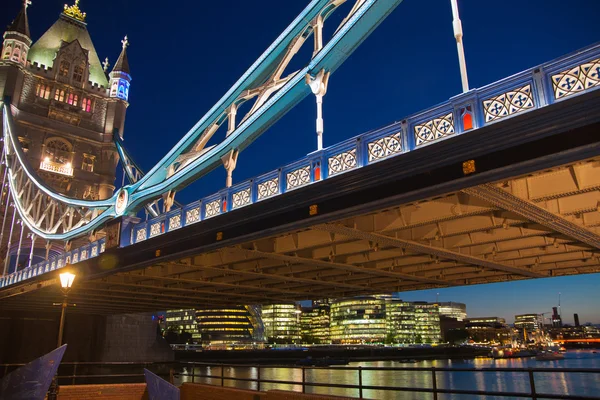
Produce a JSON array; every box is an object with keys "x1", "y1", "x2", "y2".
[{"x1": 4, "y1": 0, "x2": 600, "y2": 324}]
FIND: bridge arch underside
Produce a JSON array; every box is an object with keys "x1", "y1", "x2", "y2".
[{"x1": 2, "y1": 92, "x2": 600, "y2": 314}]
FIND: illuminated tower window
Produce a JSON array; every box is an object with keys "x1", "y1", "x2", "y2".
[
  {"x1": 54, "y1": 89, "x2": 65, "y2": 102},
  {"x1": 59, "y1": 60, "x2": 70, "y2": 77},
  {"x1": 73, "y1": 64, "x2": 84, "y2": 82},
  {"x1": 81, "y1": 97, "x2": 92, "y2": 112}
]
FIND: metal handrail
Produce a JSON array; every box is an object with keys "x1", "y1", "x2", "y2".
[
  {"x1": 1, "y1": 361, "x2": 599, "y2": 399},
  {"x1": 174, "y1": 362, "x2": 600, "y2": 400}
]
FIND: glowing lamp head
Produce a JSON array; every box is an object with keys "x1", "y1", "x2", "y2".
[
  {"x1": 44, "y1": 157, "x2": 50, "y2": 163},
  {"x1": 65, "y1": 162, "x2": 72, "y2": 168},
  {"x1": 59, "y1": 271, "x2": 76, "y2": 289}
]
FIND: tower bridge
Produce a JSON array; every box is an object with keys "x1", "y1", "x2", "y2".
[{"x1": 0, "y1": 0, "x2": 599, "y2": 315}]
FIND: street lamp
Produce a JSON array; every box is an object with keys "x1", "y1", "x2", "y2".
[{"x1": 48, "y1": 270, "x2": 76, "y2": 400}]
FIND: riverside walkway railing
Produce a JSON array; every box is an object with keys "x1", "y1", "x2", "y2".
[{"x1": 2, "y1": 361, "x2": 598, "y2": 399}]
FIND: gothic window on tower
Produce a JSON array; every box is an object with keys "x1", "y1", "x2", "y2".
[
  {"x1": 67, "y1": 93, "x2": 79, "y2": 107},
  {"x1": 40, "y1": 138, "x2": 73, "y2": 176},
  {"x1": 111, "y1": 81, "x2": 118, "y2": 97},
  {"x1": 118, "y1": 84, "x2": 125, "y2": 98},
  {"x1": 54, "y1": 89, "x2": 65, "y2": 102},
  {"x1": 36, "y1": 84, "x2": 51, "y2": 100},
  {"x1": 73, "y1": 64, "x2": 84, "y2": 83},
  {"x1": 2, "y1": 43, "x2": 11, "y2": 59},
  {"x1": 81, "y1": 97, "x2": 93, "y2": 112},
  {"x1": 59, "y1": 60, "x2": 70, "y2": 77},
  {"x1": 82, "y1": 154, "x2": 95, "y2": 172},
  {"x1": 12, "y1": 46, "x2": 20, "y2": 62}
]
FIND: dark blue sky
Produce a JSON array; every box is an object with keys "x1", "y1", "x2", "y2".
[{"x1": 5, "y1": 0, "x2": 600, "y2": 323}]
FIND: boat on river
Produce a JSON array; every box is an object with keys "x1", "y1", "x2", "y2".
[{"x1": 535, "y1": 351, "x2": 565, "y2": 361}]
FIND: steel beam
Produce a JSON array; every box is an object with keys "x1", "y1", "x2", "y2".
[
  {"x1": 463, "y1": 184, "x2": 600, "y2": 250},
  {"x1": 314, "y1": 224, "x2": 545, "y2": 278}
]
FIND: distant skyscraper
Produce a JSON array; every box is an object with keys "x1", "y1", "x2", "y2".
[
  {"x1": 574, "y1": 313, "x2": 580, "y2": 327},
  {"x1": 552, "y1": 307, "x2": 562, "y2": 328},
  {"x1": 438, "y1": 302, "x2": 467, "y2": 321}
]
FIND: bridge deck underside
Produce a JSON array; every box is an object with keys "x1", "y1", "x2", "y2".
[{"x1": 2, "y1": 155, "x2": 599, "y2": 315}]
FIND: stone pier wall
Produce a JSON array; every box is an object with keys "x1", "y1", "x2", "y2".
[{"x1": 0, "y1": 311, "x2": 173, "y2": 363}]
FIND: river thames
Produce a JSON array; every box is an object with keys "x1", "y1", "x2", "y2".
[{"x1": 176, "y1": 350, "x2": 600, "y2": 399}]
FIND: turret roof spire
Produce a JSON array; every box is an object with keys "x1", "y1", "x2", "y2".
[
  {"x1": 7, "y1": 0, "x2": 31, "y2": 38},
  {"x1": 111, "y1": 35, "x2": 130, "y2": 75}
]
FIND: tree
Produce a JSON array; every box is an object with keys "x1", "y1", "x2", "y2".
[{"x1": 385, "y1": 332, "x2": 396, "y2": 345}]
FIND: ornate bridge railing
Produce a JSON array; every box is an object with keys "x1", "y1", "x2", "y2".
[
  {"x1": 129, "y1": 43, "x2": 600, "y2": 244},
  {"x1": 0, "y1": 43, "x2": 598, "y2": 287}
]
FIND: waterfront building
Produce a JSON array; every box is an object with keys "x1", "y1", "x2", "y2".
[
  {"x1": 300, "y1": 301, "x2": 330, "y2": 344},
  {"x1": 514, "y1": 314, "x2": 542, "y2": 332},
  {"x1": 0, "y1": 1, "x2": 129, "y2": 266},
  {"x1": 165, "y1": 309, "x2": 198, "y2": 339},
  {"x1": 262, "y1": 303, "x2": 301, "y2": 344},
  {"x1": 330, "y1": 297, "x2": 387, "y2": 344},
  {"x1": 196, "y1": 305, "x2": 264, "y2": 348},
  {"x1": 465, "y1": 317, "x2": 511, "y2": 345},
  {"x1": 440, "y1": 316, "x2": 466, "y2": 343},
  {"x1": 439, "y1": 302, "x2": 467, "y2": 321},
  {"x1": 386, "y1": 300, "x2": 416, "y2": 344},
  {"x1": 514, "y1": 314, "x2": 545, "y2": 343},
  {"x1": 413, "y1": 302, "x2": 442, "y2": 344}
]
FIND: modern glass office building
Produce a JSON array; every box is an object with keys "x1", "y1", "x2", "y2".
[
  {"x1": 413, "y1": 302, "x2": 441, "y2": 344},
  {"x1": 439, "y1": 302, "x2": 467, "y2": 321},
  {"x1": 262, "y1": 303, "x2": 301, "y2": 343},
  {"x1": 514, "y1": 314, "x2": 542, "y2": 332},
  {"x1": 386, "y1": 300, "x2": 416, "y2": 344},
  {"x1": 165, "y1": 309, "x2": 199, "y2": 340},
  {"x1": 300, "y1": 302, "x2": 331, "y2": 344},
  {"x1": 330, "y1": 297, "x2": 387, "y2": 344},
  {"x1": 196, "y1": 305, "x2": 264, "y2": 348}
]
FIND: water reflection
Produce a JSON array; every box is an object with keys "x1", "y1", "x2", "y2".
[{"x1": 175, "y1": 350, "x2": 600, "y2": 399}]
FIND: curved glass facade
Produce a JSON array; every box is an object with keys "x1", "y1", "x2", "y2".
[
  {"x1": 330, "y1": 297, "x2": 387, "y2": 344},
  {"x1": 196, "y1": 305, "x2": 264, "y2": 348}
]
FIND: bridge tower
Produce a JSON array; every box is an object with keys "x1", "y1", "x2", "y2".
[{"x1": 0, "y1": 0, "x2": 130, "y2": 270}]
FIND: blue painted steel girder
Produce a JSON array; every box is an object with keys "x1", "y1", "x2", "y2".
[{"x1": 127, "y1": 0, "x2": 405, "y2": 211}]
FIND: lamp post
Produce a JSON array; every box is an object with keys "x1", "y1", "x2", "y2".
[{"x1": 48, "y1": 270, "x2": 76, "y2": 400}]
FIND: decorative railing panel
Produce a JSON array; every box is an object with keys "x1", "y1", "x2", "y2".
[
  {"x1": 552, "y1": 57, "x2": 600, "y2": 100},
  {"x1": 328, "y1": 148, "x2": 357, "y2": 176},
  {"x1": 414, "y1": 112, "x2": 455, "y2": 146},
  {"x1": 367, "y1": 131, "x2": 402, "y2": 162},
  {"x1": 286, "y1": 166, "x2": 311, "y2": 190},
  {"x1": 257, "y1": 177, "x2": 279, "y2": 200},
  {"x1": 232, "y1": 188, "x2": 251, "y2": 209},
  {"x1": 482, "y1": 84, "x2": 535, "y2": 123},
  {"x1": 205, "y1": 199, "x2": 221, "y2": 219}
]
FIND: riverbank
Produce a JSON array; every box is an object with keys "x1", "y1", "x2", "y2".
[{"x1": 175, "y1": 345, "x2": 490, "y2": 364}]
